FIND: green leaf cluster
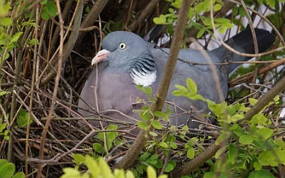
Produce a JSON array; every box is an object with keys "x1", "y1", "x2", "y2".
[
  {"x1": 173, "y1": 78, "x2": 285, "y2": 177},
  {"x1": 93, "y1": 124, "x2": 121, "y2": 154},
  {"x1": 153, "y1": 0, "x2": 233, "y2": 38},
  {"x1": 0, "y1": 159, "x2": 25, "y2": 178},
  {"x1": 61, "y1": 155, "x2": 167, "y2": 178},
  {"x1": 40, "y1": 0, "x2": 57, "y2": 20}
]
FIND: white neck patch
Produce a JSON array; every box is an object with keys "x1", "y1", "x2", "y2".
[{"x1": 130, "y1": 69, "x2": 157, "y2": 87}]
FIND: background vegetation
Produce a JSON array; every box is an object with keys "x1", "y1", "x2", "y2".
[{"x1": 0, "y1": 0, "x2": 285, "y2": 177}]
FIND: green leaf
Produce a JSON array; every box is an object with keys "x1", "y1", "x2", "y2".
[
  {"x1": 12, "y1": 172, "x2": 25, "y2": 178},
  {"x1": 149, "y1": 131, "x2": 158, "y2": 137},
  {"x1": 98, "y1": 157, "x2": 113, "y2": 178},
  {"x1": 84, "y1": 156, "x2": 99, "y2": 176},
  {"x1": 159, "y1": 142, "x2": 169, "y2": 149},
  {"x1": 10, "y1": 32, "x2": 23, "y2": 43},
  {"x1": 93, "y1": 143, "x2": 105, "y2": 154},
  {"x1": 0, "y1": 1, "x2": 10, "y2": 17},
  {"x1": 61, "y1": 168, "x2": 81, "y2": 178},
  {"x1": 153, "y1": 15, "x2": 167, "y2": 24},
  {"x1": 147, "y1": 166, "x2": 157, "y2": 178},
  {"x1": 72, "y1": 154, "x2": 86, "y2": 165},
  {"x1": 0, "y1": 161, "x2": 15, "y2": 178},
  {"x1": 203, "y1": 172, "x2": 215, "y2": 178},
  {"x1": 136, "y1": 86, "x2": 153, "y2": 98},
  {"x1": 248, "y1": 170, "x2": 275, "y2": 178},
  {"x1": 197, "y1": 28, "x2": 206, "y2": 38},
  {"x1": 0, "y1": 123, "x2": 7, "y2": 132},
  {"x1": 0, "y1": 90, "x2": 10, "y2": 97},
  {"x1": 114, "y1": 169, "x2": 125, "y2": 178},
  {"x1": 265, "y1": 0, "x2": 275, "y2": 8},
  {"x1": 154, "y1": 111, "x2": 169, "y2": 121},
  {"x1": 239, "y1": 135, "x2": 254, "y2": 145},
  {"x1": 151, "y1": 120, "x2": 163, "y2": 130},
  {"x1": 137, "y1": 121, "x2": 149, "y2": 130},
  {"x1": 41, "y1": 0, "x2": 57, "y2": 20},
  {"x1": 258, "y1": 151, "x2": 278, "y2": 166},
  {"x1": 96, "y1": 124, "x2": 118, "y2": 150},
  {"x1": 249, "y1": 98, "x2": 258, "y2": 105},
  {"x1": 257, "y1": 127, "x2": 273, "y2": 139},
  {"x1": 185, "y1": 78, "x2": 197, "y2": 95},
  {"x1": 0, "y1": 17, "x2": 12, "y2": 26},
  {"x1": 213, "y1": 3, "x2": 222, "y2": 11},
  {"x1": 16, "y1": 109, "x2": 33, "y2": 128},
  {"x1": 126, "y1": 170, "x2": 135, "y2": 178},
  {"x1": 106, "y1": 124, "x2": 119, "y2": 149},
  {"x1": 186, "y1": 147, "x2": 195, "y2": 159},
  {"x1": 164, "y1": 160, "x2": 176, "y2": 172},
  {"x1": 227, "y1": 144, "x2": 238, "y2": 164},
  {"x1": 250, "y1": 113, "x2": 270, "y2": 126}
]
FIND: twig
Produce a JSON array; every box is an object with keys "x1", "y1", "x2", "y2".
[
  {"x1": 8, "y1": 24, "x2": 32, "y2": 161},
  {"x1": 229, "y1": 58, "x2": 285, "y2": 86},
  {"x1": 37, "y1": 0, "x2": 65, "y2": 176},
  {"x1": 243, "y1": 75, "x2": 285, "y2": 120},
  {"x1": 228, "y1": 0, "x2": 285, "y2": 46},
  {"x1": 75, "y1": 0, "x2": 109, "y2": 47},
  {"x1": 25, "y1": 4, "x2": 39, "y2": 174},
  {"x1": 114, "y1": 0, "x2": 194, "y2": 169},
  {"x1": 171, "y1": 141, "x2": 225, "y2": 177},
  {"x1": 41, "y1": 0, "x2": 84, "y2": 85},
  {"x1": 128, "y1": 0, "x2": 159, "y2": 31}
]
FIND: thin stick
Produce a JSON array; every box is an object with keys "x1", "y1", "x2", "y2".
[
  {"x1": 115, "y1": 0, "x2": 194, "y2": 169},
  {"x1": 37, "y1": 0, "x2": 65, "y2": 176}
]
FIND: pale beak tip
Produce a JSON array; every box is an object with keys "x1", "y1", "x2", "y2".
[{"x1": 91, "y1": 49, "x2": 110, "y2": 66}]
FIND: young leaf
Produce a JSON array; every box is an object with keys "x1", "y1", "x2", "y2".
[
  {"x1": 72, "y1": 153, "x2": 86, "y2": 165},
  {"x1": 16, "y1": 109, "x2": 33, "y2": 128},
  {"x1": 239, "y1": 135, "x2": 254, "y2": 145},
  {"x1": 185, "y1": 78, "x2": 197, "y2": 95},
  {"x1": 186, "y1": 147, "x2": 195, "y2": 159},
  {"x1": 164, "y1": 160, "x2": 176, "y2": 172},
  {"x1": 93, "y1": 143, "x2": 105, "y2": 154},
  {"x1": 0, "y1": 161, "x2": 15, "y2": 178},
  {"x1": 151, "y1": 120, "x2": 163, "y2": 130},
  {"x1": 248, "y1": 170, "x2": 275, "y2": 178},
  {"x1": 147, "y1": 166, "x2": 157, "y2": 178}
]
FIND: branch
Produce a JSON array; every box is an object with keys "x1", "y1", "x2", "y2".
[
  {"x1": 75, "y1": 0, "x2": 109, "y2": 47},
  {"x1": 128, "y1": 0, "x2": 159, "y2": 31},
  {"x1": 243, "y1": 75, "x2": 285, "y2": 120},
  {"x1": 41, "y1": 0, "x2": 84, "y2": 85},
  {"x1": 37, "y1": 0, "x2": 65, "y2": 176},
  {"x1": 114, "y1": 0, "x2": 193, "y2": 169},
  {"x1": 171, "y1": 141, "x2": 224, "y2": 177},
  {"x1": 230, "y1": 58, "x2": 285, "y2": 86}
]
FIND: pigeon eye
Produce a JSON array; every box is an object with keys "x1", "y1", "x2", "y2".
[{"x1": 119, "y1": 43, "x2": 126, "y2": 49}]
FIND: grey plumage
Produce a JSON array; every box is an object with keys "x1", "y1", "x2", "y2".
[{"x1": 78, "y1": 28, "x2": 275, "y2": 128}]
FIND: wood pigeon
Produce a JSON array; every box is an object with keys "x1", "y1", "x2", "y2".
[{"x1": 78, "y1": 28, "x2": 275, "y2": 129}]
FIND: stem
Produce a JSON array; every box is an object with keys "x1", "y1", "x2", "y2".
[{"x1": 115, "y1": 0, "x2": 193, "y2": 169}]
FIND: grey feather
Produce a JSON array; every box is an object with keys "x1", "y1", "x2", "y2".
[{"x1": 78, "y1": 28, "x2": 275, "y2": 129}]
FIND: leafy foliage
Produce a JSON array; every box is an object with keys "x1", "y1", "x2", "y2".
[
  {"x1": 153, "y1": 0, "x2": 233, "y2": 38},
  {"x1": 0, "y1": 159, "x2": 25, "y2": 178},
  {"x1": 61, "y1": 155, "x2": 167, "y2": 178},
  {"x1": 173, "y1": 78, "x2": 284, "y2": 177},
  {"x1": 0, "y1": 0, "x2": 22, "y2": 64},
  {"x1": 93, "y1": 124, "x2": 121, "y2": 155}
]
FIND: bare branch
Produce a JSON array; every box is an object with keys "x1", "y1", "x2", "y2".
[{"x1": 128, "y1": 0, "x2": 159, "y2": 31}]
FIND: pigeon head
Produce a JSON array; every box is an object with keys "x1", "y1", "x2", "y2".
[
  {"x1": 91, "y1": 31, "x2": 151, "y2": 67},
  {"x1": 91, "y1": 31, "x2": 157, "y2": 86}
]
